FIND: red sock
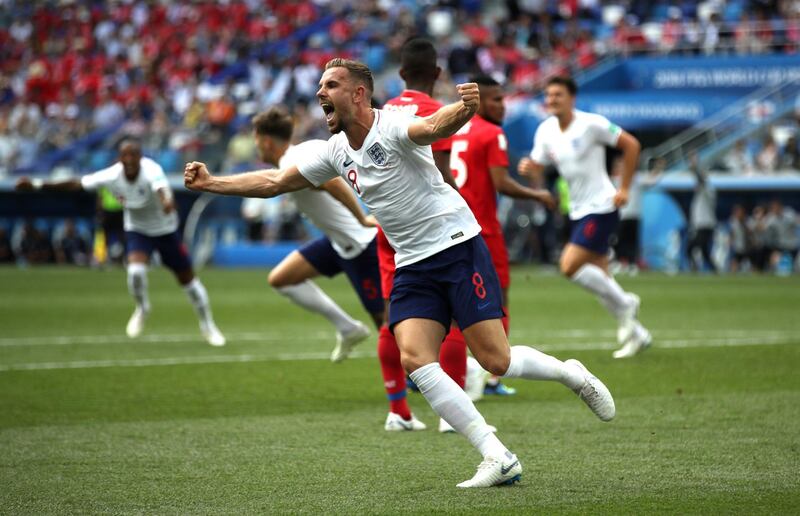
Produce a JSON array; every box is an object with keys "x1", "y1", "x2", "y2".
[
  {"x1": 440, "y1": 326, "x2": 467, "y2": 388},
  {"x1": 377, "y1": 325, "x2": 411, "y2": 419}
]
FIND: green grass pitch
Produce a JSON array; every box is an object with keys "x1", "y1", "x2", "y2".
[{"x1": 1, "y1": 266, "x2": 798, "y2": 514}]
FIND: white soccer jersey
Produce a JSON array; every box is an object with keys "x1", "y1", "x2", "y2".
[
  {"x1": 295, "y1": 109, "x2": 481, "y2": 268},
  {"x1": 81, "y1": 157, "x2": 178, "y2": 236},
  {"x1": 530, "y1": 110, "x2": 621, "y2": 220},
  {"x1": 279, "y1": 141, "x2": 377, "y2": 259}
]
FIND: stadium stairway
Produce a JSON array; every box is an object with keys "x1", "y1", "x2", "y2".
[{"x1": 640, "y1": 78, "x2": 800, "y2": 172}]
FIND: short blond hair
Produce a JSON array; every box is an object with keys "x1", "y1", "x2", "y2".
[{"x1": 325, "y1": 58, "x2": 373, "y2": 96}]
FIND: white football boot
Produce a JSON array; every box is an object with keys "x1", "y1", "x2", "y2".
[
  {"x1": 613, "y1": 321, "x2": 652, "y2": 359},
  {"x1": 438, "y1": 418, "x2": 497, "y2": 434},
  {"x1": 384, "y1": 412, "x2": 427, "y2": 431},
  {"x1": 125, "y1": 307, "x2": 148, "y2": 338},
  {"x1": 565, "y1": 359, "x2": 616, "y2": 421},
  {"x1": 201, "y1": 322, "x2": 226, "y2": 347},
  {"x1": 457, "y1": 451, "x2": 522, "y2": 488},
  {"x1": 464, "y1": 356, "x2": 490, "y2": 402},
  {"x1": 331, "y1": 321, "x2": 371, "y2": 363}
]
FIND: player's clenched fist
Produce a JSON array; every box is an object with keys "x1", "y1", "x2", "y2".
[
  {"x1": 184, "y1": 161, "x2": 211, "y2": 191},
  {"x1": 456, "y1": 82, "x2": 480, "y2": 113}
]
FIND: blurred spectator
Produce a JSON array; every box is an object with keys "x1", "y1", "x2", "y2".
[
  {"x1": 723, "y1": 140, "x2": 755, "y2": 175},
  {"x1": 687, "y1": 153, "x2": 717, "y2": 272},
  {"x1": 206, "y1": 83, "x2": 237, "y2": 132},
  {"x1": 16, "y1": 221, "x2": 53, "y2": 265},
  {"x1": 728, "y1": 205, "x2": 752, "y2": 273},
  {"x1": 756, "y1": 134, "x2": 779, "y2": 173},
  {"x1": 53, "y1": 219, "x2": 89, "y2": 266},
  {"x1": 766, "y1": 200, "x2": 799, "y2": 272},
  {"x1": 614, "y1": 157, "x2": 663, "y2": 273},
  {"x1": 92, "y1": 89, "x2": 125, "y2": 129},
  {"x1": 0, "y1": 228, "x2": 15, "y2": 263},
  {"x1": 0, "y1": 115, "x2": 18, "y2": 177},
  {"x1": 224, "y1": 124, "x2": 257, "y2": 172},
  {"x1": 779, "y1": 135, "x2": 800, "y2": 171},
  {"x1": 241, "y1": 197, "x2": 267, "y2": 242},
  {"x1": 747, "y1": 205, "x2": 771, "y2": 272}
]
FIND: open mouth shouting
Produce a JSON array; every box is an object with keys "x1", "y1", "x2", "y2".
[{"x1": 321, "y1": 101, "x2": 336, "y2": 126}]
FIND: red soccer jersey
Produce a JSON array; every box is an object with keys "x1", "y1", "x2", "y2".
[
  {"x1": 383, "y1": 89, "x2": 452, "y2": 152},
  {"x1": 450, "y1": 114, "x2": 509, "y2": 235}
]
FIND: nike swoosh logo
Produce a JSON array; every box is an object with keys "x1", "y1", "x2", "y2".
[
  {"x1": 344, "y1": 159, "x2": 354, "y2": 167},
  {"x1": 477, "y1": 301, "x2": 491, "y2": 310},
  {"x1": 501, "y1": 460, "x2": 519, "y2": 475}
]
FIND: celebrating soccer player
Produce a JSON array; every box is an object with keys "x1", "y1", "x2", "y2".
[
  {"x1": 249, "y1": 107, "x2": 382, "y2": 363},
  {"x1": 518, "y1": 76, "x2": 652, "y2": 358},
  {"x1": 17, "y1": 139, "x2": 226, "y2": 346},
  {"x1": 184, "y1": 59, "x2": 616, "y2": 488}
]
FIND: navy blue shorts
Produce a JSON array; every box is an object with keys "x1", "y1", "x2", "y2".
[
  {"x1": 299, "y1": 236, "x2": 383, "y2": 315},
  {"x1": 126, "y1": 230, "x2": 192, "y2": 272},
  {"x1": 388, "y1": 236, "x2": 504, "y2": 333},
  {"x1": 569, "y1": 211, "x2": 620, "y2": 255}
]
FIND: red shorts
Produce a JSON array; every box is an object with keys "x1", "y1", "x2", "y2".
[
  {"x1": 482, "y1": 231, "x2": 510, "y2": 289},
  {"x1": 376, "y1": 226, "x2": 396, "y2": 299}
]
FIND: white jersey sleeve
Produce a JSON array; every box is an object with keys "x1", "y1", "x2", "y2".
[
  {"x1": 529, "y1": 122, "x2": 552, "y2": 166},
  {"x1": 586, "y1": 113, "x2": 622, "y2": 147},
  {"x1": 80, "y1": 165, "x2": 120, "y2": 191},
  {"x1": 143, "y1": 160, "x2": 169, "y2": 192},
  {"x1": 295, "y1": 140, "x2": 338, "y2": 187}
]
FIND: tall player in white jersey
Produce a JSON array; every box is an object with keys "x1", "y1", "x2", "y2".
[
  {"x1": 16, "y1": 139, "x2": 225, "y2": 346},
  {"x1": 249, "y1": 107, "x2": 385, "y2": 363},
  {"x1": 184, "y1": 59, "x2": 616, "y2": 488},
  {"x1": 519, "y1": 76, "x2": 651, "y2": 359}
]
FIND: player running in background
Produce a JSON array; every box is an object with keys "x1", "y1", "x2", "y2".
[
  {"x1": 17, "y1": 138, "x2": 225, "y2": 346},
  {"x1": 381, "y1": 38, "x2": 471, "y2": 432},
  {"x1": 518, "y1": 76, "x2": 651, "y2": 359},
  {"x1": 184, "y1": 59, "x2": 616, "y2": 488},
  {"x1": 451, "y1": 74, "x2": 556, "y2": 393},
  {"x1": 249, "y1": 107, "x2": 383, "y2": 364}
]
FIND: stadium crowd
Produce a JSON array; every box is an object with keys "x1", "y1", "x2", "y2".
[{"x1": 2, "y1": 0, "x2": 800, "y2": 177}]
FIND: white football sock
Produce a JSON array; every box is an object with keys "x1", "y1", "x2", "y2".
[
  {"x1": 184, "y1": 278, "x2": 214, "y2": 326},
  {"x1": 503, "y1": 346, "x2": 584, "y2": 390},
  {"x1": 571, "y1": 264, "x2": 632, "y2": 319},
  {"x1": 410, "y1": 362, "x2": 508, "y2": 459},
  {"x1": 275, "y1": 281, "x2": 360, "y2": 334},
  {"x1": 126, "y1": 263, "x2": 150, "y2": 312}
]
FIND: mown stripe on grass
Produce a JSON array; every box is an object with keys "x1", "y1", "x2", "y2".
[{"x1": 0, "y1": 334, "x2": 796, "y2": 372}]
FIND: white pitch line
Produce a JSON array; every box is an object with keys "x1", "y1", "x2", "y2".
[
  {"x1": 0, "y1": 331, "x2": 335, "y2": 347},
  {"x1": 0, "y1": 350, "x2": 377, "y2": 372},
  {"x1": 0, "y1": 335, "x2": 796, "y2": 372},
  {"x1": 1, "y1": 329, "x2": 797, "y2": 348}
]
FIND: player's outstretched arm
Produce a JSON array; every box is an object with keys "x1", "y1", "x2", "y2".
[
  {"x1": 408, "y1": 83, "x2": 479, "y2": 146},
  {"x1": 184, "y1": 162, "x2": 313, "y2": 198},
  {"x1": 489, "y1": 166, "x2": 555, "y2": 210},
  {"x1": 321, "y1": 177, "x2": 377, "y2": 227},
  {"x1": 614, "y1": 131, "x2": 641, "y2": 207},
  {"x1": 16, "y1": 177, "x2": 83, "y2": 192}
]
